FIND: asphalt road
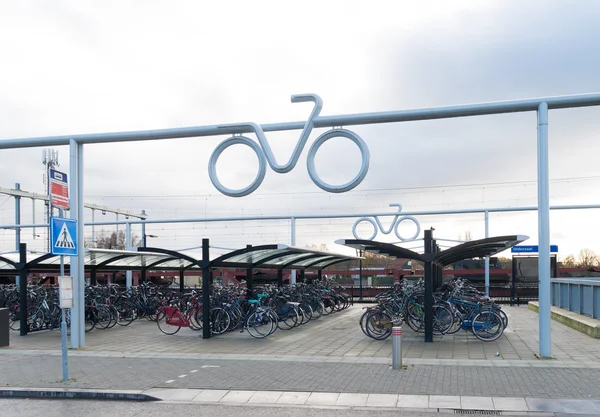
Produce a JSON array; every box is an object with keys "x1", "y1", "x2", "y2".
[{"x1": 0, "y1": 399, "x2": 537, "y2": 417}]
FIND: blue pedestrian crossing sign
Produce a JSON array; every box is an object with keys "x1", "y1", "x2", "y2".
[{"x1": 50, "y1": 217, "x2": 78, "y2": 256}]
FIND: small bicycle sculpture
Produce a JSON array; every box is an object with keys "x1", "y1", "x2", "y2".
[
  {"x1": 208, "y1": 93, "x2": 370, "y2": 197},
  {"x1": 352, "y1": 204, "x2": 421, "y2": 241}
]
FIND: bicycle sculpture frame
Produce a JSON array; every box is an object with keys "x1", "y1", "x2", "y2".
[
  {"x1": 352, "y1": 203, "x2": 421, "y2": 241},
  {"x1": 208, "y1": 93, "x2": 370, "y2": 197}
]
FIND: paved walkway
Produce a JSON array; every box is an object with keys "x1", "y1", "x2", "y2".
[
  {"x1": 1, "y1": 304, "x2": 599, "y2": 413},
  {"x1": 6, "y1": 305, "x2": 600, "y2": 364}
]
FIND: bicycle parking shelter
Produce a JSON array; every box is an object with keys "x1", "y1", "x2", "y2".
[
  {"x1": 0, "y1": 239, "x2": 360, "y2": 339},
  {"x1": 3, "y1": 92, "x2": 600, "y2": 355},
  {"x1": 336, "y1": 231, "x2": 527, "y2": 342}
]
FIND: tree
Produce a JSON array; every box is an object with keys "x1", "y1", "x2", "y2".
[
  {"x1": 94, "y1": 230, "x2": 141, "y2": 250},
  {"x1": 458, "y1": 231, "x2": 473, "y2": 242},
  {"x1": 577, "y1": 248, "x2": 598, "y2": 268},
  {"x1": 561, "y1": 254, "x2": 576, "y2": 268},
  {"x1": 496, "y1": 257, "x2": 512, "y2": 269}
]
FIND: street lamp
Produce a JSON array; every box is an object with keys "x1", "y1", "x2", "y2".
[{"x1": 142, "y1": 234, "x2": 158, "y2": 248}]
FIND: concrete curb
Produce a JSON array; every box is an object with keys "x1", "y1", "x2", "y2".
[
  {"x1": 529, "y1": 301, "x2": 600, "y2": 338},
  {"x1": 0, "y1": 387, "x2": 160, "y2": 401}
]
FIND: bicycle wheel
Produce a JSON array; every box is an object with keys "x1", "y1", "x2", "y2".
[
  {"x1": 85, "y1": 308, "x2": 96, "y2": 333},
  {"x1": 27, "y1": 307, "x2": 45, "y2": 331},
  {"x1": 298, "y1": 303, "x2": 313, "y2": 325},
  {"x1": 246, "y1": 311, "x2": 276, "y2": 339},
  {"x1": 432, "y1": 304, "x2": 454, "y2": 335},
  {"x1": 116, "y1": 302, "x2": 137, "y2": 326},
  {"x1": 156, "y1": 309, "x2": 181, "y2": 335},
  {"x1": 365, "y1": 310, "x2": 393, "y2": 340},
  {"x1": 276, "y1": 304, "x2": 298, "y2": 330},
  {"x1": 472, "y1": 310, "x2": 504, "y2": 342},
  {"x1": 311, "y1": 301, "x2": 324, "y2": 319},
  {"x1": 210, "y1": 308, "x2": 231, "y2": 335},
  {"x1": 106, "y1": 305, "x2": 119, "y2": 329},
  {"x1": 8, "y1": 306, "x2": 21, "y2": 331},
  {"x1": 94, "y1": 305, "x2": 113, "y2": 329}
]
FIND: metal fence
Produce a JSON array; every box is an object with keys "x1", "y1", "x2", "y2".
[
  {"x1": 341, "y1": 282, "x2": 540, "y2": 305},
  {"x1": 551, "y1": 278, "x2": 600, "y2": 319}
]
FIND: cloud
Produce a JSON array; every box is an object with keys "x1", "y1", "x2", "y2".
[{"x1": 1, "y1": 1, "x2": 600, "y2": 257}]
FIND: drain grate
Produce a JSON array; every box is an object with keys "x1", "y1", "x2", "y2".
[{"x1": 454, "y1": 410, "x2": 501, "y2": 415}]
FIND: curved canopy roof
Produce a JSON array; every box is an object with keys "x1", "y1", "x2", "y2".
[
  {"x1": 209, "y1": 244, "x2": 359, "y2": 270},
  {"x1": 335, "y1": 235, "x2": 528, "y2": 266},
  {"x1": 0, "y1": 244, "x2": 360, "y2": 273}
]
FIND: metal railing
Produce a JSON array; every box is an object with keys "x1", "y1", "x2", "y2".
[{"x1": 551, "y1": 278, "x2": 600, "y2": 319}]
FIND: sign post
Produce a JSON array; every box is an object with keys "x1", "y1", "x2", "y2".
[
  {"x1": 51, "y1": 211, "x2": 77, "y2": 382},
  {"x1": 58, "y1": 275, "x2": 72, "y2": 382}
]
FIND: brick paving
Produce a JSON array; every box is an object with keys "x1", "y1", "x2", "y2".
[
  {"x1": 6, "y1": 305, "x2": 600, "y2": 363},
  {"x1": 1, "y1": 304, "x2": 599, "y2": 402},
  {"x1": 1, "y1": 353, "x2": 599, "y2": 399}
]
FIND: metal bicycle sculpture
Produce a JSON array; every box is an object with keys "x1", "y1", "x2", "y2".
[
  {"x1": 352, "y1": 204, "x2": 421, "y2": 241},
  {"x1": 208, "y1": 93, "x2": 370, "y2": 197}
]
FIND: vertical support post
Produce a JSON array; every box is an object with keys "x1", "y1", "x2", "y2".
[
  {"x1": 125, "y1": 222, "x2": 132, "y2": 289},
  {"x1": 277, "y1": 269, "x2": 283, "y2": 288},
  {"x1": 201, "y1": 238, "x2": 211, "y2": 339},
  {"x1": 15, "y1": 183, "x2": 21, "y2": 286},
  {"x1": 424, "y1": 229, "x2": 433, "y2": 343},
  {"x1": 359, "y1": 250, "x2": 363, "y2": 301},
  {"x1": 246, "y1": 267, "x2": 253, "y2": 300},
  {"x1": 32, "y1": 199, "x2": 36, "y2": 240},
  {"x1": 141, "y1": 210, "x2": 147, "y2": 248},
  {"x1": 537, "y1": 102, "x2": 552, "y2": 358},
  {"x1": 511, "y1": 257, "x2": 517, "y2": 306},
  {"x1": 392, "y1": 326, "x2": 403, "y2": 369},
  {"x1": 91, "y1": 209, "x2": 95, "y2": 246},
  {"x1": 317, "y1": 270, "x2": 322, "y2": 281},
  {"x1": 290, "y1": 217, "x2": 296, "y2": 284},
  {"x1": 90, "y1": 269, "x2": 97, "y2": 286},
  {"x1": 57, "y1": 212, "x2": 68, "y2": 382},
  {"x1": 18, "y1": 243, "x2": 27, "y2": 336},
  {"x1": 299, "y1": 269, "x2": 305, "y2": 283},
  {"x1": 484, "y1": 210, "x2": 490, "y2": 296},
  {"x1": 141, "y1": 269, "x2": 147, "y2": 283},
  {"x1": 179, "y1": 269, "x2": 184, "y2": 292},
  {"x1": 69, "y1": 139, "x2": 85, "y2": 348}
]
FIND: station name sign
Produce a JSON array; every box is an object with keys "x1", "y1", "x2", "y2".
[{"x1": 511, "y1": 245, "x2": 558, "y2": 253}]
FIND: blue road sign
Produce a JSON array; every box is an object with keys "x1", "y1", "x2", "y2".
[
  {"x1": 50, "y1": 217, "x2": 78, "y2": 256},
  {"x1": 511, "y1": 245, "x2": 558, "y2": 253}
]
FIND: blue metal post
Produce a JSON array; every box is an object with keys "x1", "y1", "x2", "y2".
[
  {"x1": 484, "y1": 211, "x2": 490, "y2": 296},
  {"x1": 537, "y1": 102, "x2": 552, "y2": 358}
]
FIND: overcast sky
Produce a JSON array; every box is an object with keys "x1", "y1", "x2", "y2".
[{"x1": 1, "y1": 0, "x2": 600, "y2": 260}]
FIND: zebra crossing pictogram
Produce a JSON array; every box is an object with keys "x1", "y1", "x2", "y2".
[{"x1": 55, "y1": 223, "x2": 75, "y2": 248}]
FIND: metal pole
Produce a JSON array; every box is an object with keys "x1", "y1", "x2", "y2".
[
  {"x1": 141, "y1": 210, "x2": 146, "y2": 248},
  {"x1": 359, "y1": 251, "x2": 363, "y2": 300},
  {"x1": 91, "y1": 209, "x2": 95, "y2": 246},
  {"x1": 69, "y1": 139, "x2": 85, "y2": 348},
  {"x1": 201, "y1": 238, "x2": 211, "y2": 339},
  {"x1": 32, "y1": 199, "x2": 36, "y2": 240},
  {"x1": 18, "y1": 243, "x2": 27, "y2": 336},
  {"x1": 392, "y1": 327, "x2": 403, "y2": 369},
  {"x1": 58, "y1": 208, "x2": 68, "y2": 382},
  {"x1": 424, "y1": 229, "x2": 434, "y2": 343},
  {"x1": 484, "y1": 210, "x2": 490, "y2": 296},
  {"x1": 290, "y1": 217, "x2": 296, "y2": 285},
  {"x1": 15, "y1": 183, "x2": 20, "y2": 285},
  {"x1": 537, "y1": 102, "x2": 552, "y2": 358},
  {"x1": 125, "y1": 222, "x2": 132, "y2": 289}
]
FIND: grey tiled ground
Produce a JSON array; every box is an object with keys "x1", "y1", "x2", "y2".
[
  {"x1": 5, "y1": 304, "x2": 600, "y2": 363},
  {"x1": 2, "y1": 303, "x2": 600, "y2": 402},
  {"x1": 1, "y1": 353, "x2": 599, "y2": 399}
]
